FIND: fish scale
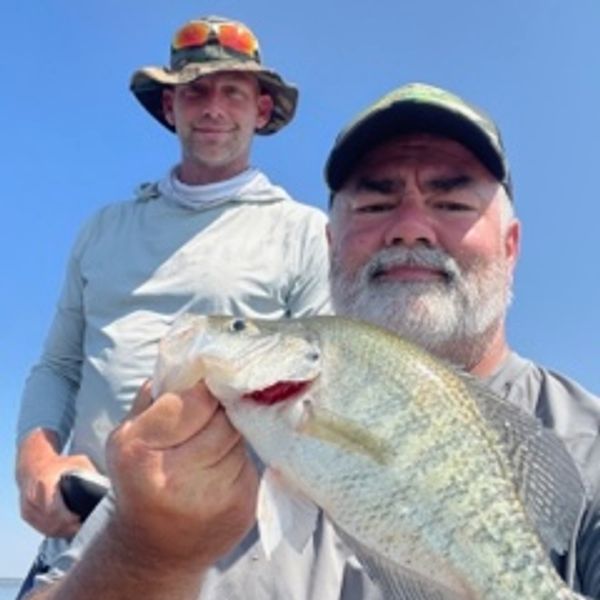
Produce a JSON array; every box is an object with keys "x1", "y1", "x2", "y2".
[{"x1": 153, "y1": 314, "x2": 587, "y2": 600}]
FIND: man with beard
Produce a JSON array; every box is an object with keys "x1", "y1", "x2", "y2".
[
  {"x1": 24, "y1": 84, "x2": 600, "y2": 599},
  {"x1": 326, "y1": 84, "x2": 516, "y2": 376}
]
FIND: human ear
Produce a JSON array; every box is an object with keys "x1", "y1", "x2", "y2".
[
  {"x1": 255, "y1": 94, "x2": 274, "y2": 130},
  {"x1": 505, "y1": 218, "x2": 521, "y2": 269}
]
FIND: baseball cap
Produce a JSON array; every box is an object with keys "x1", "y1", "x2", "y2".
[{"x1": 325, "y1": 82, "x2": 512, "y2": 197}]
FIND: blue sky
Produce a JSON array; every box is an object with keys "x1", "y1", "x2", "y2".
[{"x1": 2, "y1": 0, "x2": 599, "y2": 579}]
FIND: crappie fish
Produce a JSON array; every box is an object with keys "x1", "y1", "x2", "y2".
[{"x1": 153, "y1": 314, "x2": 588, "y2": 600}]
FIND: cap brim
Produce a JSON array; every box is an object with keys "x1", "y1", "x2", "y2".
[
  {"x1": 325, "y1": 102, "x2": 507, "y2": 191},
  {"x1": 130, "y1": 61, "x2": 298, "y2": 135}
]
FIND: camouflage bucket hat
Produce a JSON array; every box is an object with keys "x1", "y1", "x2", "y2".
[
  {"x1": 325, "y1": 82, "x2": 512, "y2": 197},
  {"x1": 130, "y1": 15, "x2": 298, "y2": 135}
]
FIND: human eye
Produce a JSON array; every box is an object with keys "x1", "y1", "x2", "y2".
[
  {"x1": 433, "y1": 200, "x2": 476, "y2": 212},
  {"x1": 352, "y1": 196, "x2": 398, "y2": 213},
  {"x1": 351, "y1": 178, "x2": 398, "y2": 213},
  {"x1": 224, "y1": 84, "x2": 248, "y2": 100},
  {"x1": 353, "y1": 201, "x2": 396, "y2": 214},
  {"x1": 181, "y1": 85, "x2": 204, "y2": 100},
  {"x1": 429, "y1": 176, "x2": 479, "y2": 212}
]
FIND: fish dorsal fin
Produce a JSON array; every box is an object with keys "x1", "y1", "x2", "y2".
[
  {"x1": 334, "y1": 525, "x2": 474, "y2": 600},
  {"x1": 256, "y1": 467, "x2": 320, "y2": 559},
  {"x1": 466, "y1": 374, "x2": 587, "y2": 555}
]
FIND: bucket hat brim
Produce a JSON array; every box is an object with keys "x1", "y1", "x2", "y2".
[{"x1": 130, "y1": 60, "x2": 298, "y2": 135}]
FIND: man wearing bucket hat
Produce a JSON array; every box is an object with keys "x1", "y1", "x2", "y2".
[
  {"x1": 15, "y1": 14, "x2": 331, "y2": 599},
  {"x1": 25, "y1": 84, "x2": 600, "y2": 599}
]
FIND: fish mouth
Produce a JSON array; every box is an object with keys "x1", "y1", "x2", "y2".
[{"x1": 242, "y1": 380, "x2": 312, "y2": 405}]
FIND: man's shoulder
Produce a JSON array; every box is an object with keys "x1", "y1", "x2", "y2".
[
  {"x1": 495, "y1": 351, "x2": 599, "y2": 412},
  {"x1": 499, "y1": 352, "x2": 600, "y2": 488},
  {"x1": 86, "y1": 182, "x2": 160, "y2": 222},
  {"x1": 248, "y1": 171, "x2": 328, "y2": 223},
  {"x1": 278, "y1": 196, "x2": 328, "y2": 223},
  {"x1": 520, "y1": 355, "x2": 598, "y2": 411},
  {"x1": 259, "y1": 183, "x2": 325, "y2": 221},
  {"x1": 69, "y1": 185, "x2": 160, "y2": 255}
]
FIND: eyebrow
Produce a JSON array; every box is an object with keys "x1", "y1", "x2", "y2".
[
  {"x1": 428, "y1": 174, "x2": 473, "y2": 191},
  {"x1": 355, "y1": 177, "x2": 397, "y2": 194}
]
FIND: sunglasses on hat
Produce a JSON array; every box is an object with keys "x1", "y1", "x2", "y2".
[{"x1": 172, "y1": 20, "x2": 260, "y2": 61}]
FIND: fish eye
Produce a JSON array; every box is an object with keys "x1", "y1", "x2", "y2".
[{"x1": 230, "y1": 319, "x2": 246, "y2": 332}]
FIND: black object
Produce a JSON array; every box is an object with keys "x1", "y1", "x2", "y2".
[
  {"x1": 15, "y1": 471, "x2": 110, "y2": 599},
  {"x1": 59, "y1": 470, "x2": 110, "y2": 521}
]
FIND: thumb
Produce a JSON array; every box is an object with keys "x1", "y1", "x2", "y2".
[{"x1": 129, "y1": 379, "x2": 154, "y2": 418}]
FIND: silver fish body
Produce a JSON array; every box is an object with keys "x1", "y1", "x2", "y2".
[{"x1": 153, "y1": 314, "x2": 587, "y2": 600}]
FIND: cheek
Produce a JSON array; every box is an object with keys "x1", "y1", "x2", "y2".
[
  {"x1": 331, "y1": 222, "x2": 384, "y2": 273},
  {"x1": 443, "y1": 223, "x2": 504, "y2": 268}
]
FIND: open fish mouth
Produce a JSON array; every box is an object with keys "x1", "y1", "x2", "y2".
[{"x1": 242, "y1": 380, "x2": 313, "y2": 405}]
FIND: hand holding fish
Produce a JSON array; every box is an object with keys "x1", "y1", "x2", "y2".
[{"x1": 105, "y1": 379, "x2": 259, "y2": 573}]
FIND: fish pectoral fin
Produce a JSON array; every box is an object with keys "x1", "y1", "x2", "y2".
[
  {"x1": 257, "y1": 467, "x2": 320, "y2": 559},
  {"x1": 299, "y1": 406, "x2": 393, "y2": 465}
]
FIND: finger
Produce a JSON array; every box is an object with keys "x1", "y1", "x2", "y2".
[
  {"x1": 21, "y1": 494, "x2": 81, "y2": 537},
  {"x1": 123, "y1": 380, "x2": 219, "y2": 448},
  {"x1": 128, "y1": 379, "x2": 154, "y2": 418},
  {"x1": 163, "y1": 407, "x2": 242, "y2": 471},
  {"x1": 165, "y1": 431, "x2": 258, "y2": 508}
]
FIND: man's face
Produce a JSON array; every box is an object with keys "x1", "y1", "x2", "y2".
[
  {"x1": 162, "y1": 72, "x2": 273, "y2": 184},
  {"x1": 327, "y1": 134, "x2": 520, "y2": 369}
]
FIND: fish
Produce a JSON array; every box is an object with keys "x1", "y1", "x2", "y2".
[{"x1": 153, "y1": 314, "x2": 588, "y2": 600}]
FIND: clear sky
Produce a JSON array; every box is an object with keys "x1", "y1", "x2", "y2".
[{"x1": 2, "y1": 0, "x2": 599, "y2": 579}]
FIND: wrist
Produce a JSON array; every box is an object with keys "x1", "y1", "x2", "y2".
[{"x1": 104, "y1": 517, "x2": 207, "y2": 592}]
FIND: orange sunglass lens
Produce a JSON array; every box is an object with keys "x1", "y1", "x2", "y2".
[
  {"x1": 173, "y1": 22, "x2": 211, "y2": 49},
  {"x1": 218, "y1": 24, "x2": 257, "y2": 55}
]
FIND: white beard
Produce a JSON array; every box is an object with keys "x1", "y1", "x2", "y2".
[{"x1": 330, "y1": 245, "x2": 512, "y2": 369}]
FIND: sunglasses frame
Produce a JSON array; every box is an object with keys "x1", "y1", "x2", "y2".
[{"x1": 172, "y1": 21, "x2": 260, "y2": 60}]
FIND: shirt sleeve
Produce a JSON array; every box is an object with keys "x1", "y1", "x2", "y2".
[
  {"x1": 286, "y1": 208, "x2": 333, "y2": 318},
  {"x1": 575, "y1": 487, "x2": 600, "y2": 598},
  {"x1": 16, "y1": 219, "x2": 92, "y2": 450},
  {"x1": 34, "y1": 493, "x2": 115, "y2": 590}
]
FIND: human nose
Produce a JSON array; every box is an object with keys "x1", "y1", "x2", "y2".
[
  {"x1": 200, "y1": 89, "x2": 224, "y2": 118},
  {"x1": 382, "y1": 198, "x2": 437, "y2": 248}
]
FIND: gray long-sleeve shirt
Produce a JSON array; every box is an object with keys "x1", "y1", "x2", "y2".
[
  {"x1": 17, "y1": 171, "x2": 332, "y2": 471},
  {"x1": 17, "y1": 170, "x2": 332, "y2": 571}
]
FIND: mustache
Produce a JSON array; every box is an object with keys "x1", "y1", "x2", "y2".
[{"x1": 364, "y1": 246, "x2": 461, "y2": 283}]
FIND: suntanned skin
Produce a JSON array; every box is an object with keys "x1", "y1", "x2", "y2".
[
  {"x1": 16, "y1": 430, "x2": 98, "y2": 538},
  {"x1": 162, "y1": 71, "x2": 273, "y2": 184},
  {"x1": 26, "y1": 381, "x2": 258, "y2": 600},
  {"x1": 327, "y1": 134, "x2": 520, "y2": 377}
]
